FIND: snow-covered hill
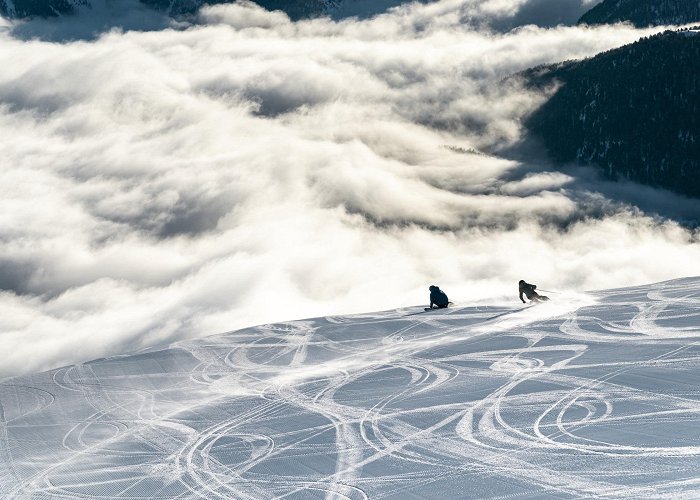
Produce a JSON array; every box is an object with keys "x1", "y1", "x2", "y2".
[{"x1": 2, "y1": 277, "x2": 700, "y2": 497}]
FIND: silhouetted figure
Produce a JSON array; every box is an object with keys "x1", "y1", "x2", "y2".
[
  {"x1": 429, "y1": 285, "x2": 449, "y2": 309},
  {"x1": 519, "y1": 280, "x2": 549, "y2": 303}
]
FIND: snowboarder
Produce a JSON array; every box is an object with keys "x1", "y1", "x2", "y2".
[
  {"x1": 519, "y1": 280, "x2": 549, "y2": 303},
  {"x1": 428, "y1": 285, "x2": 449, "y2": 309}
]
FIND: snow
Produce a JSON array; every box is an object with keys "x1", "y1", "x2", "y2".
[{"x1": 2, "y1": 277, "x2": 700, "y2": 498}]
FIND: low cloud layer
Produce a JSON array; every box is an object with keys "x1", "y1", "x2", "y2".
[{"x1": 0, "y1": 0, "x2": 697, "y2": 377}]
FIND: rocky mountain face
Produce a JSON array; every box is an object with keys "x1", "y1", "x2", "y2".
[
  {"x1": 523, "y1": 29, "x2": 700, "y2": 198},
  {"x1": 578, "y1": 0, "x2": 700, "y2": 27}
]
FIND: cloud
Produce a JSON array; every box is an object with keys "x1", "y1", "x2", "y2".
[{"x1": 0, "y1": 0, "x2": 697, "y2": 377}]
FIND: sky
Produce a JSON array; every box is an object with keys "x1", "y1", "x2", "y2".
[{"x1": 0, "y1": 0, "x2": 698, "y2": 377}]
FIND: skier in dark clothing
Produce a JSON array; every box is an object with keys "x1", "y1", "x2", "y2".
[
  {"x1": 519, "y1": 280, "x2": 549, "y2": 303},
  {"x1": 429, "y1": 285, "x2": 449, "y2": 309}
]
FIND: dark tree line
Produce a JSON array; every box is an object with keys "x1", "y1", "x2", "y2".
[
  {"x1": 578, "y1": 0, "x2": 700, "y2": 28},
  {"x1": 523, "y1": 30, "x2": 700, "y2": 198}
]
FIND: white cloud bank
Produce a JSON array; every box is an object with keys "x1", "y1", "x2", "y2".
[{"x1": 0, "y1": 0, "x2": 697, "y2": 377}]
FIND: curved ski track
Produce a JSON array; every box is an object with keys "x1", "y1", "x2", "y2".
[{"x1": 2, "y1": 278, "x2": 700, "y2": 498}]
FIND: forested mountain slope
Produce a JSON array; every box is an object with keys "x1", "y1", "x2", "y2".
[
  {"x1": 578, "y1": 0, "x2": 700, "y2": 27},
  {"x1": 523, "y1": 29, "x2": 700, "y2": 198}
]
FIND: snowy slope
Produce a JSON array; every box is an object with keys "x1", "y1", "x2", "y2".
[{"x1": 2, "y1": 277, "x2": 700, "y2": 498}]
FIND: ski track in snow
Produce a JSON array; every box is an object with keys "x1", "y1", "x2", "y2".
[{"x1": 2, "y1": 278, "x2": 700, "y2": 498}]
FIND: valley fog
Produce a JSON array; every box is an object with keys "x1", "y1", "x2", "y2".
[{"x1": 0, "y1": 0, "x2": 697, "y2": 376}]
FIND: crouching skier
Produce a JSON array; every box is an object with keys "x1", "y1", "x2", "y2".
[
  {"x1": 428, "y1": 285, "x2": 449, "y2": 309},
  {"x1": 519, "y1": 280, "x2": 549, "y2": 304}
]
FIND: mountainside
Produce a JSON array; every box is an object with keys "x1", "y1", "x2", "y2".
[
  {"x1": 0, "y1": 0, "x2": 336, "y2": 19},
  {"x1": 2, "y1": 277, "x2": 700, "y2": 497},
  {"x1": 140, "y1": 0, "x2": 237, "y2": 16},
  {"x1": 578, "y1": 0, "x2": 700, "y2": 27},
  {"x1": 523, "y1": 30, "x2": 700, "y2": 199},
  {"x1": 0, "y1": 0, "x2": 86, "y2": 17},
  {"x1": 241, "y1": 0, "x2": 336, "y2": 20}
]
